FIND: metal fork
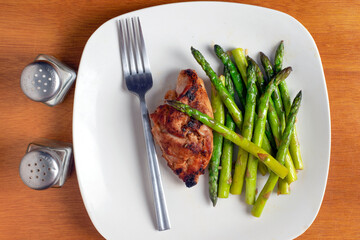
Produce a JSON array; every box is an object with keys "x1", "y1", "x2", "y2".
[{"x1": 118, "y1": 17, "x2": 171, "y2": 231}]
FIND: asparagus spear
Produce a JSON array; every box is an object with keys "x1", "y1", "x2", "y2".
[
  {"x1": 227, "y1": 52, "x2": 272, "y2": 158},
  {"x1": 230, "y1": 50, "x2": 277, "y2": 157},
  {"x1": 166, "y1": 100, "x2": 289, "y2": 179},
  {"x1": 218, "y1": 75, "x2": 236, "y2": 198},
  {"x1": 274, "y1": 40, "x2": 284, "y2": 74},
  {"x1": 231, "y1": 48, "x2": 248, "y2": 84},
  {"x1": 247, "y1": 56, "x2": 266, "y2": 94},
  {"x1": 260, "y1": 51, "x2": 274, "y2": 81},
  {"x1": 278, "y1": 178, "x2": 290, "y2": 195},
  {"x1": 245, "y1": 67, "x2": 291, "y2": 205},
  {"x1": 208, "y1": 79, "x2": 226, "y2": 206},
  {"x1": 267, "y1": 104, "x2": 298, "y2": 188},
  {"x1": 264, "y1": 122, "x2": 277, "y2": 156},
  {"x1": 230, "y1": 61, "x2": 257, "y2": 195},
  {"x1": 228, "y1": 49, "x2": 276, "y2": 157},
  {"x1": 248, "y1": 56, "x2": 276, "y2": 175},
  {"x1": 260, "y1": 52, "x2": 286, "y2": 134},
  {"x1": 254, "y1": 63, "x2": 297, "y2": 185},
  {"x1": 289, "y1": 126, "x2": 303, "y2": 170},
  {"x1": 259, "y1": 125, "x2": 274, "y2": 176},
  {"x1": 213, "y1": 45, "x2": 246, "y2": 109},
  {"x1": 252, "y1": 91, "x2": 302, "y2": 217},
  {"x1": 273, "y1": 42, "x2": 287, "y2": 185},
  {"x1": 263, "y1": 97, "x2": 297, "y2": 188},
  {"x1": 247, "y1": 56, "x2": 281, "y2": 145},
  {"x1": 280, "y1": 82, "x2": 303, "y2": 169},
  {"x1": 259, "y1": 52, "x2": 297, "y2": 187},
  {"x1": 276, "y1": 42, "x2": 304, "y2": 170},
  {"x1": 191, "y1": 47, "x2": 243, "y2": 129}
]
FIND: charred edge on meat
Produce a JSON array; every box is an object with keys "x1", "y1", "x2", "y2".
[
  {"x1": 184, "y1": 69, "x2": 198, "y2": 82},
  {"x1": 183, "y1": 166, "x2": 205, "y2": 188},
  {"x1": 184, "y1": 174, "x2": 197, "y2": 188}
]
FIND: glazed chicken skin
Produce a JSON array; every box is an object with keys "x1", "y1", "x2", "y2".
[{"x1": 150, "y1": 69, "x2": 213, "y2": 188}]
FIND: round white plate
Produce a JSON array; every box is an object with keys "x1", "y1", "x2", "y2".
[{"x1": 73, "y1": 2, "x2": 331, "y2": 239}]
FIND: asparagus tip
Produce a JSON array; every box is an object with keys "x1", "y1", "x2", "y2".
[
  {"x1": 296, "y1": 90, "x2": 302, "y2": 99},
  {"x1": 166, "y1": 100, "x2": 177, "y2": 108},
  {"x1": 279, "y1": 67, "x2": 291, "y2": 78},
  {"x1": 167, "y1": 100, "x2": 187, "y2": 112},
  {"x1": 166, "y1": 99, "x2": 176, "y2": 105}
]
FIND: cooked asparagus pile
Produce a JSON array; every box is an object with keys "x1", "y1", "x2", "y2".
[{"x1": 167, "y1": 41, "x2": 303, "y2": 216}]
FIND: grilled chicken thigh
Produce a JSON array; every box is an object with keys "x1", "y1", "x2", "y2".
[{"x1": 150, "y1": 69, "x2": 213, "y2": 187}]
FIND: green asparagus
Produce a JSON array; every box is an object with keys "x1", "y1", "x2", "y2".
[
  {"x1": 247, "y1": 56, "x2": 266, "y2": 93},
  {"x1": 232, "y1": 52, "x2": 277, "y2": 156},
  {"x1": 194, "y1": 46, "x2": 274, "y2": 160},
  {"x1": 231, "y1": 48, "x2": 248, "y2": 84},
  {"x1": 260, "y1": 52, "x2": 286, "y2": 134},
  {"x1": 218, "y1": 75, "x2": 236, "y2": 198},
  {"x1": 274, "y1": 40, "x2": 284, "y2": 74},
  {"x1": 245, "y1": 67, "x2": 291, "y2": 205},
  {"x1": 276, "y1": 41, "x2": 304, "y2": 170},
  {"x1": 270, "y1": 41, "x2": 295, "y2": 193},
  {"x1": 248, "y1": 56, "x2": 277, "y2": 156},
  {"x1": 259, "y1": 51, "x2": 297, "y2": 186},
  {"x1": 255, "y1": 64, "x2": 297, "y2": 185},
  {"x1": 230, "y1": 61, "x2": 257, "y2": 195},
  {"x1": 252, "y1": 91, "x2": 302, "y2": 217},
  {"x1": 229, "y1": 49, "x2": 276, "y2": 162},
  {"x1": 213, "y1": 45, "x2": 246, "y2": 109},
  {"x1": 278, "y1": 179, "x2": 290, "y2": 195},
  {"x1": 191, "y1": 47, "x2": 243, "y2": 129},
  {"x1": 208, "y1": 80, "x2": 226, "y2": 206}
]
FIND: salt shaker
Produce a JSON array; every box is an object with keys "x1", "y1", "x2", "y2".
[
  {"x1": 20, "y1": 54, "x2": 76, "y2": 106},
  {"x1": 19, "y1": 139, "x2": 73, "y2": 190}
]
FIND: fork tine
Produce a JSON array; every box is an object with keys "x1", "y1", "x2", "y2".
[
  {"x1": 131, "y1": 17, "x2": 144, "y2": 74},
  {"x1": 135, "y1": 17, "x2": 151, "y2": 73},
  {"x1": 118, "y1": 19, "x2": 130, "y2": 77},
  {"x1": 125, "y1": 19, "x2": 137, "y2": 75}
]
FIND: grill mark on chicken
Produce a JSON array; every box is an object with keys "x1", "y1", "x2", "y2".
[
  {"x1": 183, "y1": 142, "x2": 201, "y2": 155},
  {"x1": 150, "y1": 69, "x2": 213, "y2": 187},
  {"x1": 183, "y1": 85, "x2": 198, "y2": 102},
  {"x1": 182, "y1": 118, "x2": 201, "y2": 132}
]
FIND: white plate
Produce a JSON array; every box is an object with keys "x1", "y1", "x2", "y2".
[{"x1": 73, "y1": 2, "x2": 330, "y2": 239}]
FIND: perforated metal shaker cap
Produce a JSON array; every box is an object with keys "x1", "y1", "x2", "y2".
[
  {"x1": 19, "y1": 148, "x2": 61, "y2": 190},
  {"x1": 20, "y1": 61, "x2": 61, "y2": 102}
]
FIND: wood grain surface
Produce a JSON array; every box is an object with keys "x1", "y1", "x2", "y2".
[{"x1": 0, "y1": 0, "x2": 359, "y2": 239}]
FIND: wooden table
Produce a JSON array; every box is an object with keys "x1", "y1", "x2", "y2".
[{"x1": 1, "y1": 0, "x2": 359, "y2": 239}]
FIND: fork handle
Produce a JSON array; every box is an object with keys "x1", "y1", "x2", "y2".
[{"x1": 139, "y1": 95, "x2": 171, "y2": 231}]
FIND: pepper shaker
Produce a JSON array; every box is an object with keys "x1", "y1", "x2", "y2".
[
  {"x1": 19, "y1": 139, "x2": 73, "y2": 190},
  {"x1": 20, "y1": 54, "x2": 76, "y2": 106}
]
